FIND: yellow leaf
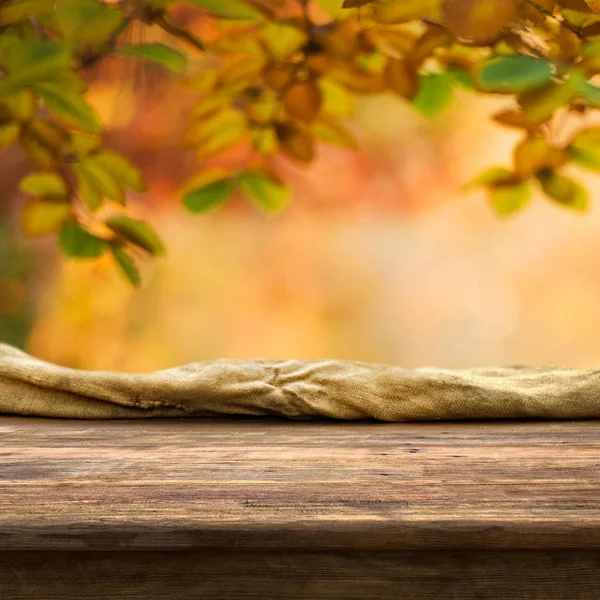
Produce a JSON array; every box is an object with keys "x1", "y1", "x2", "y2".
[
  {"x1": 283, "y1": 81, "x2": 322, "y2": 123},
  {"x1": 562, "y1": 7, "x2": 600, "y2": 29},
  {"x1": 246, "y1": 94, "x2": 279, "y2": 124},
  {"x1": 373, "y1": 0, "x2": 442, "y2": 24},
  {"x1": 384, "y1": 58, "x2": 419, "y2": 98},
  {"x1": 196, "y1": 123, "x2": 247, "y2": 158},
  {"x1": 189, "y1": 95, "x2": 231, "y2": 119},
  {"x1": 585, "y1": 0, "x2": 600, "y2": 12},
  {"x1": 318, "y1": 78, "x2": 356, "y2": 117},
  {"x1": 209, "y1": 33, "x2": 263, "y2": 55},
  {"x1": 260, "y1": 21, "x2": 307, "y2": 61},
  {"x1": 549, "y1": 27, "x2": 581, "y2": 61},
  {"x1": 513, "y1": 136, "x2": 550, "y2": 176},
  {"x1": 312, "y1": 116, "x2": 358, "y2": 148},
  {"x1": 0, "y1": 122, "x2": 19, "y2": 146},
  {"x1": 275, "y1": 121, "x2": 315, "y2": 162},
  {"x1": 443, "y1": 0, "x2": 517, "y2": 43},
  {"x1": 1, "y1": 90, "x2": 35, "y2": 121},
  {"x1": 251, "y1": 127, "x2": 278, "y2": 154},
  {"x1": 186, "y1": 68, "x2": 219, "y2": 93},
  {"x1": 19, "y1": 171, "x2": 67, "y2": 197},
  {"x1": 518, "y1": 82, "x2": 575, "y2": 127},
  {"x1": 407, "y1": 23, "x2": 453, "y2": 66},
  {"x1": 182, "y1": 109, "x2": 246, "y2": 146},
  {"x1": 218, "y1": 54, "x2": 266, "y2": 89},
  {"x1": 367, "y1": 26, "x2": 418, "y2": 57},
  {"x1": 327, "y1": 61, "x2": 386, "y2": 93},
  {"x1": 21, "y1": 197, "x2": 71, "y2": 236},
  {"x1": 180, "y1": 168, "x2": 232, "y2": 197},
  {"x1": 489, "y1": 180, "x2": 532, "y2": 215}
]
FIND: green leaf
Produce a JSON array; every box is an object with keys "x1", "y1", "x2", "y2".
[
  {"x1": 119, "y1": 43, "x2": 187, "y2": 74},
  {"x1": 575, "y1": 80, "x2": 600, "y2": 108},
  {"x1": 19, "y1": 172, "x2": 68, "y2": 197},
  {"x1": 90, "y1": 151, "x2": 145, "y2": 192},
  {"x1": 48, "y1": 71, "x2": 89, "y2": 94},
  {"x1": 2, "y1": 90, "x2": 36, "y2": 121},
  {"x1": 183, "y1": 178, "x2": 235, "y2": 213},
  {"x1": 59, "y1": 219, "x2": 108, "y2": 258},
  {"x1": 69, "y1": 133, "x2": 102, "y2": 156},
  {"x1": 55, "y1": 0, "x2": 124, "y2": 48},
  {"x1": 0, "y1": 0, "x2": 56, "y2": 26},
  {"x1": 73, "y1": 159, "x2": 123, "y2": 209},
  {"x1": 568, "y1": 144, "x2": 600, "y2": 170},
  {"x1": 466, "y1": 166, "x2": 514, "y2": 190},
  {"x1": 0, "y1": 122, "x2": 20, "y2": 146},
  {"x1": 111, "y1": 245, "x2": 141, "y2": 286},
  {"x1": 36, "y1": 84, "x2": 101, "y2": 132},
  {"x1": 22, "y1": 198, "x2": 71, "y2": 237},
  {"x1": 238, "y1": 171, "x2": 289, "y2": 212},
  {"x1": 568, "y1": 128, "x2": 600, "y2": 170},
  {"x1": 446, "y1": 67, "x2": 474, "y2": 90},
  {"x1": 538, "y1": 171, "x2": 589, "y2": 210},
  {"x1": 475, "y1": 55, "x2": 553, "y2": 93},
  {"x1": 0, "y1": 40, "x2": 72, "y2": 97},
  {"x1": 489, "y1": 180, "x2": 532, "y2": 215},
  {"x1": 411, "y1": 73, "x2": 454, "y2": 117},
  {"x1": 105, "y1": 215, "x2": 165, "y2": 256},
  {"x1": 187, "y1": 0, "x2": 262, "y2": 20}
]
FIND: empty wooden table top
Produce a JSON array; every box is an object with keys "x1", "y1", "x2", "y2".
[{"x1": 0, "y1": 416, "x2": 599, "y2": 552}]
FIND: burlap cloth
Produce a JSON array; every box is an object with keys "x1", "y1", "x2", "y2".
[{"x1": 0, "y1": 342, "x2": 599, "y2": 421}]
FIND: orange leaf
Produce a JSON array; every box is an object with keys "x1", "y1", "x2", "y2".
[
  {"x1": 384, "y1": 58, "x2": 419, "y2": 98},
  {"x1": 275, "y1": 121, "x2": 315, "y2": 162},
  {"x1": 283, "y1": 81, "x2": 322, "y2": 123},
  {"x1": 585, "y1": 0, "x2": 600, "y2": 12},
  {"x1": 443, "y1": 0, "x2": 518, "y2": 43},
  {"x1": 492, "y1": 110, "x2": 530, "y2": 130},
  {"x1": 262, "y1": 63, "x2": 296, "y2": 93}
]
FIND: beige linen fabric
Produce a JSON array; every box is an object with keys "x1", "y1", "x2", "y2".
[{"x1": 0, "y1": 342, "x2": 598, "y2": 421}]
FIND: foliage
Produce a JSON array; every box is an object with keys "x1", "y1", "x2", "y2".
[{"x1": 3, "y1": 0, "x2": 600, "y2": 284}]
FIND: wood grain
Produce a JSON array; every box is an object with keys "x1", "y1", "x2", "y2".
[
  {"x1": 2, "y1": 549, "x2": 600, "y2": 599},
  {"x1": 0, "y1": 417, "x2": 599, "y2": 552}
]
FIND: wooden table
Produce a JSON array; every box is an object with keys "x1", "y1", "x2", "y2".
[{"x1": 0, "y1": 417, "x2": 599, "y2": 599}]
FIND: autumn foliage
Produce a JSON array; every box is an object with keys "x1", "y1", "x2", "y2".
[{"x1": 3, "y1": 0, "x2": 600, "y2": 283}]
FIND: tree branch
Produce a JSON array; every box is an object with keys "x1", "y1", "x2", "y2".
[
  {"x1": 525, "y1": 0, "x2": 583, "y2": 39},
  {"x1": 154, "y1": 14, "x2": 206, "y2": 52}
]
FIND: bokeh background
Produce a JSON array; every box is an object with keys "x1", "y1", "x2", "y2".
[{"x1": 3, "y1": 46, "x2": 600, "y2": 373}]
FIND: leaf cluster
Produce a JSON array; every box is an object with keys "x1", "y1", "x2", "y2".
[{"x1": 3, "y1": 0, "x2": 600, "y2": 283}]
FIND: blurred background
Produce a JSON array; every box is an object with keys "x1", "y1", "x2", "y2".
[{"x1": 3, "y1": 47, "x2": 600, "y2": 372}]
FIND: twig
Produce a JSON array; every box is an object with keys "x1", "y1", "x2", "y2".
[
  {"x1": 154, "y1": 14, "x2": 206, "y2": 52},
  {"x1": 525, "y1": 0, "x2": 583, "y2": 38}
]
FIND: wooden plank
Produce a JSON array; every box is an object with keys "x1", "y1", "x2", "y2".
[
  {"x1": 0, "y1": 417, "x2": 599, "y2": 551},
  {"x1": 2, "y1": 549, "x2": 600, "y2": 599}
]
